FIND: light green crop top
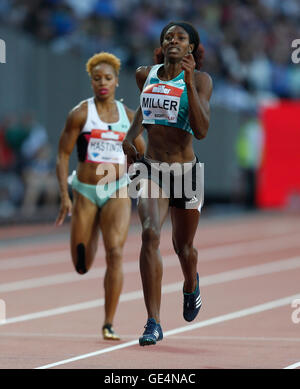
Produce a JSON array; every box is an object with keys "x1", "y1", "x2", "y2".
[{"x1": 140, "y1": 64, "x2": 193, "y2": 134}]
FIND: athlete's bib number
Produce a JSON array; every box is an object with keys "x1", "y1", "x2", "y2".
[
  {"x1": 141, "y1": 83, "x2": 184, "y2": 123},
  {"x1": 87, "y1": 129, "x2": 125, "y2": 164}
]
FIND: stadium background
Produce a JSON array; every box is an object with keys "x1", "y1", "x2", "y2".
[{"x1": 0, "y1": 0, "x2": 300, "y2": 223}]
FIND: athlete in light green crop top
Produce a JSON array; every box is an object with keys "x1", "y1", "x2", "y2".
[
  {"x1": 122, "y1": 21, "x2": 213, "y2": 347},
  {"x1": 140, "y1": 63, "x2": 193, "y2": 133}
]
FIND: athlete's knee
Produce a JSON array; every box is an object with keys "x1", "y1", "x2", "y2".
[
  {"x1": 74, "y1": 243, "x2": 88, "y2": 274},
  {"x1": 174, "y1": 241, "x2": 197, "y2": 261},
  {"x1": 106, "y1": 246, "x2": 123, "y2": 270},
  {"x1": 142, "y1": 226, "x2": 160, "y2": 249}
]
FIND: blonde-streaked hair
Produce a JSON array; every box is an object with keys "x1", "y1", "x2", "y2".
[{"x1": 86, "y1": 52, "x2": 121, "y2": 76}]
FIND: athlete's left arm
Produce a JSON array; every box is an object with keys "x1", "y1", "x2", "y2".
[
  {"x1": 125, "y1": 106, "x2": 146, "y2": 157},
  {"x1": 181, "y1": 55, "x2": 213, "y2": 140}
]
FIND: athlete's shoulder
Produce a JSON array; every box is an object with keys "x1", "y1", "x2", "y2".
[
  {"x1": 194, "y1": 71, "x2": 213, "y2": 97},
  {"x1": 67, "y1": 99, "x2": 89, "y2": 126},
  {"x1": 136, "y1": 65, "x2": 153, "y2": 77},
  {"x1": 136, "y1": 65, "x2": 154, "y2": 91},
  {"x1": 194, "y1": 71, "x2": 213, "y2": 87},
  {"x1": 122, "y1": 103, "x2": 134, "y2": 122},
  {"x1": 70, "y1": 99, "x2": 88, "y2": 114}
]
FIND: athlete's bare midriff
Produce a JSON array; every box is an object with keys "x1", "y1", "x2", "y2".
[
  {"x1": 77, "y1": 161, "x2": 126, "y2": 185},
  {"x1": 144, "y1": 124, "x2": 195, "y2": 163}
]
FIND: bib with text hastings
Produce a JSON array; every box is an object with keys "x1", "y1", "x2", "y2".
[
  {"x1": 141, "y1": 83, "x2": 184, "y2": 123},
  {"x1": 87, "y1": 129, "x2": 125, "y2": 164}
]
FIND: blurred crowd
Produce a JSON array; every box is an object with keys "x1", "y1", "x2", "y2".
[
  {"x1": 0, "y1": 0, "x2": 299, "y2": 219},
  {"x1": 0, "y1": 112, "x2": 59, "y2": 219},
  {"x1": 1, "y1": 0, "x2": 300, "y2": 111}
]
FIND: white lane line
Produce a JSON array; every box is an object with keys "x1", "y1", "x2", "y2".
[
  {"x1": 1, "y1": 226, "x2": 300, "y2": 270},
  {"x1": 197, "y1": 233, "x2": 300, "y2": 262},
  {"x1": 0, "y1": 269, "x2": 102, "y2": 292},
  {"x1": 0, "y1": 250, "x2": 69, "y2": 270},
  {"x1": 1, "y1": 256, "x2": 300, "y2": 325},
  {"x1": 2, "y1": 332, "x2": 300, "y2": 343},
  {"x1": 0, "y1": 258, "x2": 141, "y2": 292},
  {"x1": 35, "y1": 293, "x2": 300, "y2": 369},
  {"x1": 283, "y1": 361, "x2": 300, "y2": 369},
  {"x1": 1, "y1": 215, "x2": 299, "y2": 258},
  {"x1": 0, "y1": 238, "x2": 138, "y2": 270},
  {"x1": 1, "y1": 230, "x2": 300, "y2": 291},
  {"x1": 150, "y1": 336, "x2": 300, "y2": 343}
]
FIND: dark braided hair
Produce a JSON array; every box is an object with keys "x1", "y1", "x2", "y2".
[{"x1": 154, "y1": 21, "x2": 204, "y2": 70}]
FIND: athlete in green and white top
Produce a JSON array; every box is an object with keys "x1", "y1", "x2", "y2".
[
  {"x1": 122, "y1": 21, "x2": 213, "y2": 347},
  {"x1": 140, "y1": 63, "x2": 193, "y2": 133}
]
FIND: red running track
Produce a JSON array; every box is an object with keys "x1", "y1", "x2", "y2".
[{"x1": 0, "y1": 210, "x2": 300, "y2": 369}]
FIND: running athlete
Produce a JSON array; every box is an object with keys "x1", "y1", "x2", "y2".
[
  {"x1": 122, "y1": 21, "x2": 213, "y2": 346},
  {"x1": 56, "y1": 52, "x2": 145, "y2": 340}
]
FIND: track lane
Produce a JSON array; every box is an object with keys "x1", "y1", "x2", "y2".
[{"x1": 0, "y1": 212, "x2": 299, "y2": 369}]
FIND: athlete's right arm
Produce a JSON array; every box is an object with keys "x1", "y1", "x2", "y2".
[
  {"x1": 122, "y1": 66, "x2": 151, "y2": 164},
  {"x1": 55, "y1": 103, "x2": 86, "y2": 226}
]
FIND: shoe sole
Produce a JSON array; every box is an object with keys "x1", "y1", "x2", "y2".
[
  {"x1": 139, "y1": 338, "x2": 156, "y2": 346},
  {"x1": 139, "y1": 336, "x2": 163, "y2": 346},
  {"x1": 184, "y1": 312, "x2": 200, "y2": 322},
  {"x1": 103, "y1": 335, "x2": 121, "y2": 340}
]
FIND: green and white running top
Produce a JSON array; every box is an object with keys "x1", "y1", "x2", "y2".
[{"x1": 140, "y1": 64, "x2": 193, "y2": 134}]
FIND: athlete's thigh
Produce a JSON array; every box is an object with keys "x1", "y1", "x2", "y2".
[
  {"x1": 137, "y1": 179, "x2": 169, "y2": 230},
  {"x1": 170, "y1": 207, "x2": 200, "y2": 248},
  {"x1": 99, "y1": 186, "x2": 131, "y2": 250},
  {"x1": 71, "y1": 189, "x2": 100, "y2": 250}
]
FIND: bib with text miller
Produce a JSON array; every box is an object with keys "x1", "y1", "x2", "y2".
[{"x1": 141, "y1": 83, "x2": 184, "y2": 123}]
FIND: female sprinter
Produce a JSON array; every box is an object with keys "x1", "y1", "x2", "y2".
[
  {"x1": 56, "y1": 52, "x2": 145, "y2": 340},
  {"x1": 123, "y1": 21, "x2": 213, "y2": 346}
]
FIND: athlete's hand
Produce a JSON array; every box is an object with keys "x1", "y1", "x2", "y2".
[
  {"x1": 122, "y1": 138, "x2": 140, "y2": 165},
  {"x1": 181, "y1": 54, "x2": 196, "y2": 85},
  {"x1": 55, "y1": 196, "x2": 72, "y2": 226}
]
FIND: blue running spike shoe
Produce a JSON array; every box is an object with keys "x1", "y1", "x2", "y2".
[
  {"x1": 183, "y1": 273, "x2": 202, "y2": 322},
  {"x1": 139, "y1": 318, "x2": 163, "y2": 346}
]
